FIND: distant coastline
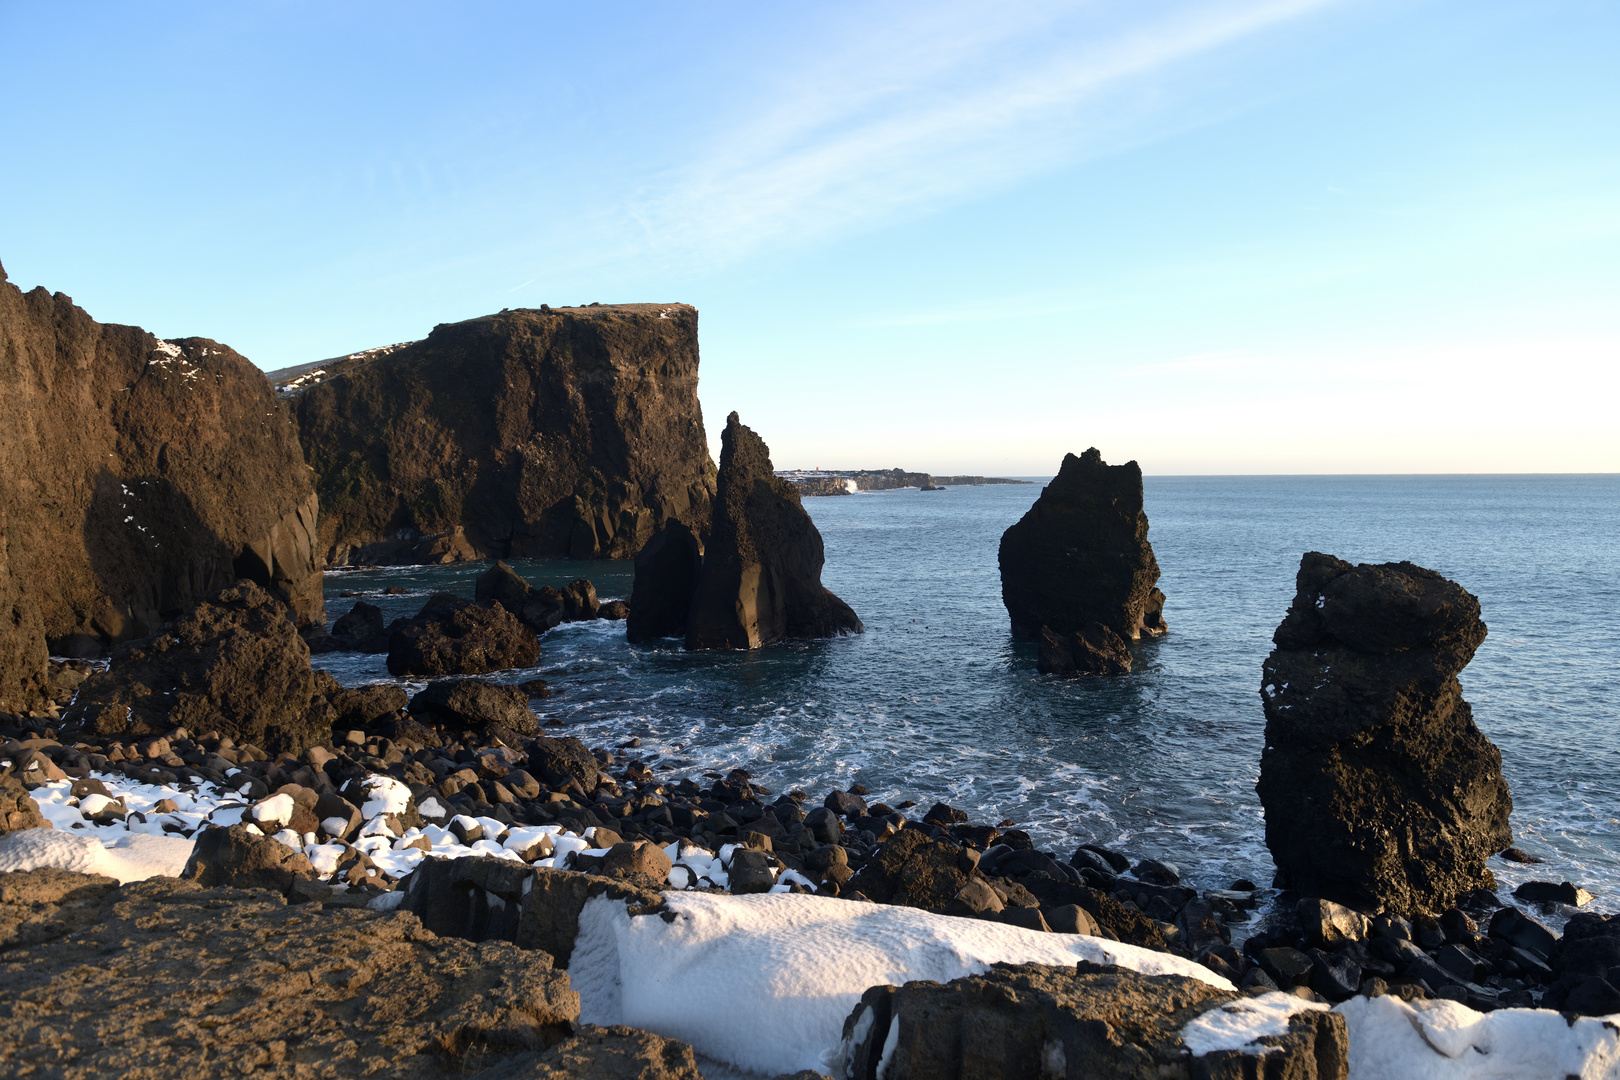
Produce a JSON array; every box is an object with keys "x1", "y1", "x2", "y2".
[{"x1": 778, "y1": 467, "x2": 1033, "y2": 496}]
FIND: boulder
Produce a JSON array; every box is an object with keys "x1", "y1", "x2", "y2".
[
  {"x1": 626, "y1": 522, "x2": 703, "y2": 643},
  {"x1": 0, "y1": 262, "x2": 325, "y2": 714},
  {"x1": 560, "y1": 579, "x2": 600, "y2": 621},
  {"x1": 387, "y1": 594, "x2": 540, "y2": 677},
  {"x1": 529, "y1": 735, "x2": 603, "y2": 795},
  {"x1": 0, "y1": 872, "x2": 579, "y2": 1078},
  {"x1": 475, "y1": 561, "x2": 570, "y2": 632},
  {"x1": 1036, "y1": 622, "x2": 1132, "y2": 676},
  {"x1": 998, "y1": 448, "x2": 1166, "y2": 643},
  {"x1": 1256, "y1": 553, "x2": 1513, "y2": 914},
  {"x1": 64, "y1": 580, "x2": 326, "y2": 754},
  {"x1": 846, "y1": 829, "x2": 969, "y2": 912},
  {"x1": 329, "y1": 683, "x2": 410, "y2": 729},
  {"x1": 311, "y1": 599, "x2": 391, "y2": 653},
  {"x1": 834, "y1": 962, "x2": 1346, "y2": 1080},
  {"x1": 180, "y1": 823, "x2": 318, "y2": 896},
  {"x1": 1, "y1": 773, "x2": 49, "y2": 832},
  {"x1": 685, "y1": 412, "x2": 862, "y2": 649},
  {"x1": 283, "y1": 304, "x2": 715, "y2": 565},
  {"x1": 409, "y1": 679, "x2": 537, "y2": 739}
]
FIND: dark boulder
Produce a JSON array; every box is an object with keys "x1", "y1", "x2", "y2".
[
  {"x1": 0, "y1": 262, "x2": 325, "y2": 713},
  {"x1": 626, "y1": 521, "x2": 703, "y2": 642},
  {"x1": 835, "y1": 962, "x2": 1346, "y2": 1080},
  {"x1": 64, "y1": 580, "x2": 326, "y2": 754},
  {"x1": 685, "y1": 413, "x2": 862, "y2": 649},
  {"x1": 597, "y1": 600, "x2": 629, "y2": 620},
  {"x1": 998, "y1": 448, "x2": 1166, "y2": 643},
  {"x1": 180, "y1": 824, "x2": 317, "y2": 896},
  {"x1": 1, "y1": 774, "x2": 49, "y2": 833},
  {"x1": 329, "y1": 683, "x2": 410, "y2": 729},
  {"x1": 409, "y1": 679, "x2": 537, "y2": 739},
  {"x1": 846, "y1": 829, "x2": 969, "y2": 911},
  {"x1": 529, "y1": 735, "x2": 602, "y2": 795},
  {"x1": 387, "y1": 594, "x2": 539, "y2": 677},
  {"x1": 1036, "y1": 622, "x2": 1132, "y2": 676},
  {"x1": 560, "y1": 579, "x2": 600, "y2": 621},
  {"x1": 475, "y1": 561, "x2": 570, "y2": 632},
  {"x1": 311, "y1": 600, "x2": 391, "y2": 653},
  {"x1": 1256, "y1": 553, "x2": 1512, "y2": 914}
]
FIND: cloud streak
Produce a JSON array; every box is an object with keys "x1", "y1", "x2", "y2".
[{"x1": 631, "y1": 0, "x2": 1349, "y2": 268}]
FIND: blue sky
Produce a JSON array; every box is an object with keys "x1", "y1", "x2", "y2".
[{"x1": 2, "y1": 1, "x2": 1615, "y2": 473}]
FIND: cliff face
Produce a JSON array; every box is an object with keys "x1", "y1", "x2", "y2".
[
  {"x1": 0, "y1": 260, "x2": 324, "y2": 711},
  {"x1": 285, "y1": 304, "x2": 715, "y2": 565}
]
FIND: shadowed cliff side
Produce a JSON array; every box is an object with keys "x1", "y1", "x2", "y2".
[
  {"x1": 283, "y1": 304, "x2": 715, "y2": 565},
  {"x1": 0, "y1": 259, "x2": 324, "y2": 712}
]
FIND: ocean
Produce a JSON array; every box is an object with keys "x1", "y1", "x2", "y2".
[{"x1": 313, "y1": 474, "x2": 1620, "y2": 912}]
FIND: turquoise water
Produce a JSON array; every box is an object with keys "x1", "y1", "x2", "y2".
[{"x1": 314, "y1": 475, "x2": 1620, "y2": 907}]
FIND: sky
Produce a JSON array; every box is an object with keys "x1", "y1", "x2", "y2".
[{"x1": 1, "y1": 0, "x2": 1616, "y2": 474}]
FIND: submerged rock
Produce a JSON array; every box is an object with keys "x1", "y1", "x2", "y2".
[
  {"x1": 999, "y1": 448, "x2": 1166, "y2": 644},
  {"x1": 1256, "y1": 553, "x2": 1512, "y2": 914},
  {"x1": 685, "y1": 413, "x2": 862, "y2": 649},
  {"x1": 64, "y1": 580, "x2": 326, "y2": 755},
  {"x1": 387, "y1": 593, "x2": 540, "y2": 677}
]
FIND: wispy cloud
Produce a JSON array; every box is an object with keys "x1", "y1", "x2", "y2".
[{"x1": 630, "y1": 0, "x2": 1348, "y2": 268}]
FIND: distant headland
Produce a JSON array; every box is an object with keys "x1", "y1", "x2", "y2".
[{"x1": 777, "y1": 468, "x2": 1032, "y2": 496}]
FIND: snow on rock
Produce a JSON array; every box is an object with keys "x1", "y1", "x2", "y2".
[
  {"x1": 1180, "y1": 991, "x2": 1328, "y2": 1057},
  {"x1": 355, "y1": 775, "x2": 412, "y2": 819},
  {"x1": 0, "y1": 828, "x2": 194, "y2": 883},
  {"x1": 1338, "y1": 994, "x2": 1620, "y2": 1080},
  {"x1": 568, "y1": 889, "x2": 1231, "y2": 1077}
]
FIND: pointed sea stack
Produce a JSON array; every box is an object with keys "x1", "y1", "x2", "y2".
[
  {"x1": 998, "y1": 449, "x2": 1165, "y2": 656},
  {"x1": 682, "y1": 412, "x2": 861, "y2": 649},
  {"x1": 1256, "y1": 552, "x2": 1513, "y2": 914}
]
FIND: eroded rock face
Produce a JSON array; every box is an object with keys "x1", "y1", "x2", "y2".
[
  {"x1": 999, "y1": 449, "x2": 1165, "y2": 644},
  {"x1": 63, "y1": 580, "x2": 327, "y2": 754},
  {"x1": 1256, "y1": 553, "x2": 1513, "y2": 914},
  {"x1": 626, "y1": 522, "x2": 702, "y2": 643},
  {"x1": 285, "y1": 305, "x2": 715, "y2": 565},
  {"x1": 836, "y1": 962, "x2": 1346, "y2": 1080},
  {"x1": 1036, "y1": 622, "x2": 1133, "y2": 676},
  {"x1": 0, "y1": 872, "x2": 580, "y2": 1079},
  {"x1": 685, "y1": 413, "x2": 862, "y2": 649},
  {"x1": 0, "y1": 260, "x2": 325, "y2": 712}
]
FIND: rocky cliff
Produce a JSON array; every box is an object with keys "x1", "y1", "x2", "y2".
[
  {"x1": 1256, "y1": 553, "x2": 1513, "y2": 914},
  {"x1": 0, "y1": 260, "x2": 324, "y2": 713},
  {"x1": 283, "y1": 304, "x2": 715, "y2": 565},
  {"x1": 998, "y1": 448, "x2": 1166, "y2": 643}
]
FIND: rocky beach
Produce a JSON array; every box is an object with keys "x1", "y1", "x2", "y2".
[{"x1": 3, "y1": 262, "x2": 1619, "y2": 1078}]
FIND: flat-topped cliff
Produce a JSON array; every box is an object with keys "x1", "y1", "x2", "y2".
[
  {"x1": 282, "y1": 304, "x2": 715, "y2": 564},
  {"x1": 0, "y1": 260, "x2": 324, "y2": 711}
]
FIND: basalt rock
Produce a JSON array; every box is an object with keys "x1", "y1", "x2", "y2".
[
  {"x1": 387, "y1": 594, "x2": 540, "y2": 677},
  {"x1": 685, "y1": 413, "x2": 862, "y2": 649},
  {"x1": 1256, "y1": 553, "x2": 1512, "y2": 915},
  {"x1": 627, "y1": 522, "x2": 703, "y2": 643},
  {"x1": 999, "y1": 448, "x2": 1166, "y2": 644},
  {"x1": 310, "y1": 598, "x2": 392, "y2": 653},
  {"x1": 1036, "y1": 622, "x2": 1133, "y2": 676},
  {"x1": 408, "y1": 679, "x2": 538, "y2": 739},
  {"x1": 0, "y1": 260, "x2": 324, "y2": 713},
  {"x1": 0, "y1": 773, "x2": 49, "y2": 833},
  {"x1": 281, "y1": 304, "x2": 715, "y2": 565},
  {"x1": 835, "y1": 962, "x2": 1347, "y2": 1080},
  {"x1": 63, "y1": 580, "x2": 326, "y2": 755}
]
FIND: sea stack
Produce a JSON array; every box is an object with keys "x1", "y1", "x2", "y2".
[
  {"x1": 1256, "y1": 552, "x2": 1513, "y2": 914},
  {"x1": 680, "y1": 412, "x2": 862, "y2": 649},
  {"x1": 998, "y1": 449, "x2": 1165, "y2": 673},
  {"x1": 282, "y1": 304, "x2": 715, "y2": 565},
  {"x1": 0, "y1": 260, "x2": 324, "y2": 713}
]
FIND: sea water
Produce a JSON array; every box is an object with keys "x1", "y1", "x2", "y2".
[{"x1": 313, "y1": 475, "x2": 1620, "y2": 909}]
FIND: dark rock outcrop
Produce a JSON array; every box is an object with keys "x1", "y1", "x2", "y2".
[
  {"x1": 387, "y1": 594, "x2": 540, "y2": 677},
  {"x1": 408, "y1": 679, "x2": 538, "y2": 740},
  {"x1": 836, "y1": 962, "x2": 1347, "y2": 1080},
  {"x1": 0, "y1": 871, "x2": 580, "y2": 1078},
  {"x1": 283, "y1": 304, "x2": 715, "y2": 565},
  {"x1": 0, "y1": 773, "x2": 49, "y2": 833},
  {"x1": 684, "y1": 413, "x2": 862, "y2": 649},
  {"x1": 1036, "y1": 622, "x2": 1132, "y2": 676},
  {"x1": 999, "y1": 449, "x2": 1166, "y2": 646},
  {"x1": 626, "y1": 522, "x2": 702, "y2": 642},
  {"x1": 0, "y1": 260, "x2": 324, "y2": 713},
  {"x1": 63, "y1": 580, "x2": 328, "y2": 754},
  {"x1": 1256, "y1": 553, "x2": 1512, "y2": 914},
  {"x1": 311, "y1": 599, "x2": 392, "y2": 653},
  {"x1": 180, "y1": 823, "x2": 318, "y2": 896}
]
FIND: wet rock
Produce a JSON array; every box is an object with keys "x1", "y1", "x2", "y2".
[
  {"x1": 65, "y1": 580, "x2": 326, "y2": 754},
  {"x1": 180, "y1": 823, "x2": 318, "y2": 897},
  {"x1": 626, "y1": 522, "x2": 703, "y2": 643},
  {"x1": 998, "y1": 448, "x2": 1167, "y2": 644},
  {"x1": 846, "y1": 829, "x2": 969, "y2": 912},
  {"x1": 312, "y1": 599, "x2": 392, "y2": 653},
  {"x1": 387, "y1": 594, "x2": 540, "y2": 677},
  {"x1": 1513, "y1": 880, "x2": 1594, "y2": 907},
  {"x1": 598, "y1": 600, "x2": 630, "y2": 621},
  {"x1": 1036, "y1": 622, "x2": 1133, "y2": 676},
  {"x1": 1, "y1": 773, "x2": 49, "y2": 832},
  {"x1": 685, "y1": 413, "x2": 862, "y2": 649},
  {"x1": 471, "y1": 1025, "x2": 704, "y2": 1080},
  {"x1": 0, "y1": 873, "x2": 578, "y2": 1077},
  {"x1": 834, "y1": 962, "x2": 1345, "y2": 1080},
  {"x1": 1256, "y1": 553, "x2": 1512, "y2": 914},
  {"x1": 0, "y1": 264, "x2": 324, "y2": 714},
  {"x1": 528, "y1": 735, "x2": 603, "y2": 795},
  {"x1": 1298, "y1": 898, "x2": 1370, "y2": 949},
  {"x1": 559, "y1": 580, "x2": 600, "y2": 621},
  {"x1": 1133, "y1": 858, "x2": 1182, "y2": 886},
  {"x1": 409, "y1": 679, "x2": 537, "y2": 739}
]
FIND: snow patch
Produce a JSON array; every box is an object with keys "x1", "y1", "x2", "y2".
[
  {"x1": 1180, "y1": 991, "x2": 1327, "y2": 1056},
  {"x1": 0, "y1": 828, "x2": 194, "y2": 883},
  {"x1": 1337, "y1": 994, "x2": 1620, "y2": 1079}
]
